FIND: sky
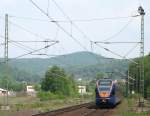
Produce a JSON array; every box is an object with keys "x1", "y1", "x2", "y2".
[{"x1": 0, "y1": 0, "x2": 149, "y2": 59}]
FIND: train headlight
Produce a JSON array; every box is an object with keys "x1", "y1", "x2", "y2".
[{"x1": 99, "y1": 92, "x2": 110, "y2": 97}]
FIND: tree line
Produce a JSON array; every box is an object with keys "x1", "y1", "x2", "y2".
[{"x1": 129, "y1": 55, "x2": 150, "y2": 98}]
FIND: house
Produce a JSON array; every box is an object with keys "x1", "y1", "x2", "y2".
[
  {"x1": 0, "y1": 88, "x2": 8, "y2": 96},
  {"x1": 26, "y1": 85, "x2": 36, "y2": 96},
  {"x1": 78, "y1": 86, "x2": 86, "y2": 94}
]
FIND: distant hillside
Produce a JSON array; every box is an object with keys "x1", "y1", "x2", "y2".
[
  {"x1": 9, "y1": 51, "x2": 104, "y2": 74},
  {"x1": 0, "y1": 51, "x2": 128, "y2": 82}
]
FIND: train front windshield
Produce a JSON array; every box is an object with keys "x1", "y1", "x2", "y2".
[
  {"x1": 99, "y1": 86, "x2": 110, "y2": 92},
  {"x1": 98, "y1": 79, "x2": 112, "y2": 86}
]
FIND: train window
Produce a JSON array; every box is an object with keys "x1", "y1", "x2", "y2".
[
  {"x1": 98, "y1": 79, "x2": 112, "y2": 86},
  {"x1": 99, "y1": 86, "x2": 110, "y2": 92}
]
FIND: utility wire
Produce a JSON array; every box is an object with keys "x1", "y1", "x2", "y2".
[
  {"x1": 94, "y1": 43, "x2": 138, "y2": 64},
  {"x1": 123, "y1": 43, "x2": 139, "y2": 57},
  {"x1": 10, "y1": 40, "x2": 72, "y2": 67},
  {"x1": 93, "y1": 41, "x2": 141, "y2": 44},
  {"x1": 51, "y1": 0, "x2": 140, "y2": 61},
  {"x1": 51, "y1": 0, "x2": 105, "y2": 64},
  {"x1": 51, "y1": 0, "x2": 92, "y2": 41},
  {"x1": 9, "y1": 15, "x2": 138, "y2": 23},
  {"x1": 101, "y1": 18, "x2": 134, "y2": 42},
  {"x1": 1, "y1": 34, "x2": 72, "y2": 67},
  {"x1": 0, "y1": 42, "x2": 58, "y2": 64},
  {"x1": 30, "y1": 0, "x2": 89, "y2": 51},
  {"x1": 30, "y1": 0, "x2": 139, "y2": 79},
  {"x1": 47, "y1": 0, "x2": 50, "y2": 16},
  {"x1": 9, "y1": 40, "x2": 58, "y2": 43},
  {"x1": 10, "y1": 42, "x2": 33, "y2": 52},
  {"x1": 9, "y1": 21, "x2": 53, "y2": 40},
  {"x1": 0, "y1": 34, "x2": 58, "y2": 54},
  {"x1": 30, "y1": 0, "x2": 137, "y2": 64}
]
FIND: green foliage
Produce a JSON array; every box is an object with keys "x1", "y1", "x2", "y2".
[
  {"x1": 0, "y1": 63, "x2": 40, "y2": 83},
  {"x1": 41, "y1": 66, "x2": 78, "y2": 98},
  {"x1": 96, "y1": 72, "x2": 105, "y2": 80},
  {"x1": 123, "y1": 112, "x2": 150, "y2": 116},
  {"x1": 0, "y1": 51, "x2": 128, "y2": 83},
  {"x1": 129, "y1": 55, "x2": 150, "y2": 98},
  {"x1": 0, "y1": 76, "x2": 25, "y2": 91},
  {"x1": 37, "y1": 91, "x2": 65, "y2": 101},
  {"x1": 34, "y1": 84, "x2": 41, "y2": 91}
]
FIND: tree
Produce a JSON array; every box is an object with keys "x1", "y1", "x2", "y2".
[
  {"x1": 96, "y1": 72, "x2": 105, "y2": 80},
  {"x1": 41, "y1": 66, "x2": 77, "y2": 96},
  {"x1": 129, "y1": 55, "x2": 150, "y2": 98}
]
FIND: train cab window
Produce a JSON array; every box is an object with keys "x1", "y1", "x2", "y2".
[
  {"x1": 98, "y1": 80, "x2": 112, "y2": 86},
  {"x1": 99, "y1": 86, "x2": 110, "y2": 92}
]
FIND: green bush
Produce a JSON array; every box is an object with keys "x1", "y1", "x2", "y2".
[
  {"x1": 37, "y1": 91, "x2": 66, "y2": 101},
  {"x1": 41, "y1": 66, "x2": 78, "y2": 97}
]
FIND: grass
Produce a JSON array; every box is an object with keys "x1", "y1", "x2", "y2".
[
  {"x1": 123, "y1": 112, "x2": 150, "y2": 116},
  {"x1": 1, "y1": 97, "x2": 82, "y2": 111},
  {"x1": 111, "y1": 96, "x2": 150, "y2": 116},
  {"x1": 120, "y1": 96, "x2": 150, "y2": 116},
  {"x1": 0, "y1": 94, "x2": 93, "y2": 116}
]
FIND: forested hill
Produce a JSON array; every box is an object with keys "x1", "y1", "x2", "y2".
[
  {"x1": 0, "y1": 51, "x2": 128, "y2": 82},
  {"x1": 10, "y1": 51, "x2": 104, "y2": 73}
]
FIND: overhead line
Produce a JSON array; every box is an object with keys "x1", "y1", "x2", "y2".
[
  {"x1": 94, "y1": 43, "x2": 138, "y2": 65},
  {"x1": 9, "y1": 15, "x2": 139, "y2": 23},
  {"x1": 10, "y1": 39, "x2": 72, "y2": 67},
  {"x1": 51, "y1": 0, "x2": 92, "y2": 42},
  {"x1": 123, "y1": 43, "x2": 139, "y2": 57},
  {"x1": 0, "y1": 42, "x2": 58, "y2": 64},
  {"x1": 30, "y1": 0, "x2": 88, "y2": 51},
  {"x1": 30, "y1": 0, "x2": 138, "y2": 79},
  {"x1": 101, "y1": 18, "x2": 134, "y2": 42},
  {"x1": 10, "y1": 42, "x2": 33, "y2": 53},
  {"x1": 49, "y1": 0, "x2": 139, "y2": 66},
  {"x1": 9, "y1": 21, "x2": 54, "y2": 40},
  {"x1": 93, "y1": 41, "x2": 141, "y2": 44},
  {"x1": 9, "y1": 40, "x2": 58, "y2": 43}
]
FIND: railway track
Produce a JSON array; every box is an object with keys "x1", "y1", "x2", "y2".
[{"x1": 33, "y1": 102, "x2": 118, "y2": 116}]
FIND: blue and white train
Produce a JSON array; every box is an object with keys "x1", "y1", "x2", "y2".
[{"x1": 95, "y1": 78, "x2": 121, "y2": 107}]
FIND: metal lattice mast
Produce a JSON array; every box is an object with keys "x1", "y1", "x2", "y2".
[
  {"x1": 4, "y1": 14, "x2": 9, "y2": 106},
  {"x1": 138, "y1": 6, "x2": 145, "y2": 106},
  {"x1": 5, "y1": 14, "x2": 8, "y2": 64}
]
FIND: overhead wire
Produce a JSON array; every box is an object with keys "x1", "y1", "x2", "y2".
[
  {"x1": 101, "y1": 18, "x2": 134, "y2": 42},
  {"x1": 0, "y1": 17, "x2": 70, "y2": 67},
  {"x1": 123, "y1": 43, "x2": 140, "y2": 57},
  {"x1": 0, "y1": 42, "x2": 58, "y2": 64},
  {"x1": 93, "y1": 41, "x2": 141, "y2": 44},
  {"x1": 0, "y1": 14, "x2": 72, "y2": 68},
  {"x1": 47, "y1": 0, "x2": 50, "y2": 16},
  {"x1": 10, "y1": 42, "x2": 33, "y2": 52},
  {"x1": 51, "y1": 0, "x2": 140, "y2": 55},
  {"x1": 94, "y1": 42, "x2": 138, "y2": 65},
  {"x1": 10, "y1": 40, "x2": 72, "y2": 67},
  {"x1": 51, "y1": 0, "x2": 92, "y2": 41},
  {"x1": 6, "y1": 2, "x2": 139, "y2": 63},
  {"x1": 51, "y1": 0, "x2": 139, "y2": 66},
  {"x1": 8, "y1": 15, "x2": 135, "y2": 23},
  {"x1": 9, "y1": 20, "x2": 53, "y2": 40},
  {"x1": 51, "y1": 0, "x2": 110, "y2": 65},
  {"x1": 30, "y1": 0, "x2": 88, "y2": 51},
  {"x1": 0, "y1": 34, "x2": 57, "y2": 55},
  {"x1": 0, "y1": 0, "x2": 139, "y2": 78},
  {"x1": 12, "y1": 41, "x2": 72, "y2": 67}
]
